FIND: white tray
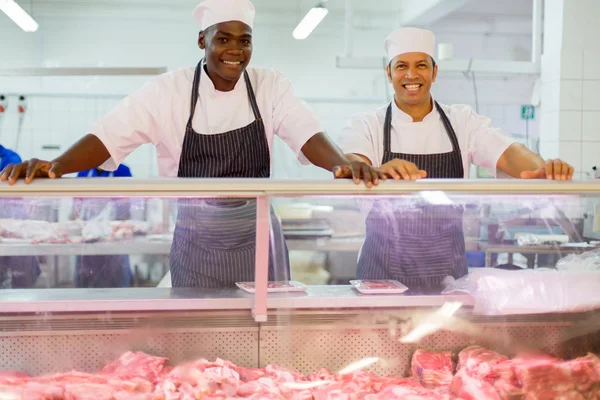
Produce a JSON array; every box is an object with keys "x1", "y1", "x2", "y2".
[
  {"x1": 350, "y1": 279, "x2": 409, "y2": 294},
  {"x1": 235, "y1": 281, "x2": 308, "y2": 293}
]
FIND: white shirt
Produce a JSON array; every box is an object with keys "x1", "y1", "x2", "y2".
[
  {"x1": 91, "y1": 66, "x2": 322, "y2": 176},
  {"x1": 338, "y1": 100, "x2": 516, "y2": 177}
]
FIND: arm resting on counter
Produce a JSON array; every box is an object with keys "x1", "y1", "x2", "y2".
[
  {"x1": 1, "y1": 134, "x2": 111, "y2": 184},
  {"x1": 53, "y1": 134, "x2": 111, "y2": 175},
  {"x1": 301, "y1": 132, "x2": 351, "y2": 172},
  {"x1": 301, "y1": 133, "x2": 382, "y2": 186},
  {"x1": 496, "y1": 143, "x2": 575, "y2": 180},
  {"x1": 496, "y1": 143, "x2": 545, "y2": 179}
]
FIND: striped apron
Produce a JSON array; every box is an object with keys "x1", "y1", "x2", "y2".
[
  {"x1": 169, "y1": 60, "x2": 290, "y2": 288},
  {"x1": 357, "y1": 101, "x2": 468, "y2": 289}
]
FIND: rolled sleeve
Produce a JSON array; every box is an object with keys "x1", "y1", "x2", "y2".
[
  {"x1": 338, "y1": 113, "x2": 379, "y2": 167},
  {"x1": 466, "y1": 106, "x2": 517, "y2": 178},
  {"x1": 272, "y1": 71, "x2": 324, "y2": 166},
  {"x1": 90, "y1": 79, "x2": 164, "y2": 171}
]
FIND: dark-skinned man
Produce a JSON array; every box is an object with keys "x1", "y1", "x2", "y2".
[
  {"x1": 0, "y1": 0, "x2": 381, "y2": 288},
  {"x1": 339, "y1": 27, "x2": 575, "y2": 289}
]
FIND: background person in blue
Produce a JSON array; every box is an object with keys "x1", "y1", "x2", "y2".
[
  {"x1": 0, "y1": 144, "x2": 21, "y2": 171},
  {"x1": 72, "y1": 165, "x2": 133, "y2": 288},
  {"x1": 0, "y1": 144, "x2": 41, "y2": 288}
]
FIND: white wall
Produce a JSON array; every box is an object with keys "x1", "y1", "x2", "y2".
[
  {"x1": 0, "y1": 2, "x2": 537, "y2": 178},
  {"x1": 539, "y1": 0, "x2": 600, "y2": 179}
]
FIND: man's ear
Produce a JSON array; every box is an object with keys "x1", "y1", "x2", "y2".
[
  {"x1": 432, "y1": 64, "x2": 438, "y2": 83},
  {"x1": 198, "y1": 30, "x2": 206, "y2": 50},
  {"x1": 386, "y1": 65, "x2": 393, "y2": 83}
]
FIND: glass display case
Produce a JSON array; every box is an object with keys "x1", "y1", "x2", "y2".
[{"x1": 1, "y1": 178, "x2": 600, "y2": 399}]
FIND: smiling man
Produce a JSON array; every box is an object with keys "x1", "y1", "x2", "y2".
[
  {"x1": 339, "y1": 27, "x2": 575, "y2": 288},
  {"x1": 0, "y1": 0, "x2": 380, "y2": 288}
]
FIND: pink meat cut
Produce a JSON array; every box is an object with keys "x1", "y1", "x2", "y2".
[
  {"x1": 456, "y1": 345, "x2": 509, "y2": 380},
  {"x1": 100, "y1": 351, "x2": 169, "y2": 383},
  {"x1": 411, "y1": 349, "x2": 454, "y2": 389},
  {"x1": 3, "y1": 348, "x2": 600, "y2": 399}
]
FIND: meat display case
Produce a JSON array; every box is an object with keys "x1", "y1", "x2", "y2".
[{"x1": 2, "y1": 178, "x2": 600, "y2": 399}]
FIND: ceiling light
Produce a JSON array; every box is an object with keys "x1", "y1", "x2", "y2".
[
  {"x1": 293, "y1": 2, "x2": 328, "y2": 40},
  {"x1": 0, "y1": 0, "x2": 39, "y2": 32}
]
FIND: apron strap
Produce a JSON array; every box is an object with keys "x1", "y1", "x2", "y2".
[
  {"x1": 383, "y1": 100, "x2": 464, "y2": 163},
  {"x1": 434, "y1": 101, "x2": 460, "y2": 153},
  {"x1": 383, "y1": 103, "x2": 393, "y2": 154},
  {"x1": 243, "y1": 71, "x2": 262, "y2": 121},
  {"x1": 186, "y1": 59, "x2": 204, "y2": 130}
]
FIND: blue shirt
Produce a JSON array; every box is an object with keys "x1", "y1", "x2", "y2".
[
  {"x1": 77, "y1": 165, "x2": 132, "y2": 178},
  {"x1": 0, "y1": 145, "x2": 22, "y2": 171}
]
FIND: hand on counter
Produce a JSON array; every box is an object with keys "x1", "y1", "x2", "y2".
[
  {"x1": 333, "y1": 160, "x2": 387, "y2": 188},
  {"x1": 520, "y1": 159, "x2": 574, "y2": 181},
  {"x1": 377, "y1": 159, "x2": 428, "y2": 181},
  {"x1": 0, "y1": 159, "x2": 63, "y2": 185}
]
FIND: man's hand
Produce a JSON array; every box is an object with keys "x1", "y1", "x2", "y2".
[
  {"x1": 0, "y1": 159, "x2": 63, "y2": 185},
  {"x1": 377, "y1": 159, "x2": 427, "y2": 180},
  {"x1": 520, "y1": 159, "x2": 574, "y2": 180},
  {"x1": 333, "y1": 160, "x2": 387, "y2": 188}
]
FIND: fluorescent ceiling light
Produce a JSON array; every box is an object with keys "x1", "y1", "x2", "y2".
[
  {"x1": 0, "y1": 0, "x2": 39, "y2": 32},
  {"x1": 292, "y1": 4, "x2": 328, "y2": 40}
]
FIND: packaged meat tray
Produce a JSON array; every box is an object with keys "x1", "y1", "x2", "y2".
[
  {"x1": 350, "y1": 280, "x2": 409, "y2": 294},
  {"x1": 235, "y1": 281, "x2": 308, "y2": 293}
]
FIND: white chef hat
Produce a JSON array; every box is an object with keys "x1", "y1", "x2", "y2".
[
  {"x1": 385, "y1": 27, "x2": 436, "y2": 62},
  {"x1": 193, "y1": 0, "x2": 255, "y2": 31}
]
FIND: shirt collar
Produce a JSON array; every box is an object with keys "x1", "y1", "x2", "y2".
[
  {"x1": 200, "y1": 62, "x2": 246, "y2": 95},
  {"x1": 392, "y1": 95, "x2": 437, "y2": 123}
]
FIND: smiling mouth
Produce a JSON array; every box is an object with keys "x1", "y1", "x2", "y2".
[
  {"x1": 222, "y1": 60, "x2": 243, "y2": 66},
  {"x1": 403, "y1": 83, "x2": 422, "y2": 93}
]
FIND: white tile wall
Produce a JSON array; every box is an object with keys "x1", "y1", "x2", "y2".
[
  {"x1": 539, "y1": 140, "x2": 560, "y2": 159},
  {"x1": 558, "y1": 110, "x2": 582, "y2": 141},
  {"x1": 559, "y1": 79, "x2": 583, "y2": 111},
  {"x1": 583, "y1": 50, "x2": 600, "y2": 80},
  {"x1": 559, "y1": 48, "x2": 584, "y2": 80},
  {"x1": 582, "y1": 111, "x2": 600, "y2": 141},
  {"x1": 582, "y1": 141, "x2": 600, "y2": 172},
  {"x1": 582, "y1": 80, "x2": 600, "y2": 111},
  {"x1": 558, "y1": 141, "x2": 583, "y2": 171}
]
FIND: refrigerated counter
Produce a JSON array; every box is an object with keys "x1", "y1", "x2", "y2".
[{"x1": 1, "y1": 179, "x2": 600, "y2": 399}]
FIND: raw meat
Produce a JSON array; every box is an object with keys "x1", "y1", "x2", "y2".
[
  {"x1": 456, "y1": 345, "x2": 509, "y2": 380},
  {"x1": 3, "y1": 348, "x2": 600, "y2": 399},
  {"x1": 411, "y1": 349, "x2": 454, "y2": 389},
  {"x1": 450, "y1": 369, "x2": 501, "y2": 400},
  {"x1": 100, "y1": 351, "x2": 169, "y2": 383}
]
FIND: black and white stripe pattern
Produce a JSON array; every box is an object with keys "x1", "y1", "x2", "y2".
[
  {"x1": 357, "y1": 101, "x2": 468, "y2": 289},
  {"x1": 170, "y1": 60, "x2": 290, "y2": 288}
]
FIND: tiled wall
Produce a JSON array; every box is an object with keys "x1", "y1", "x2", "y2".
[{"x1": 540, "y1": 0, "x2": 600, "y2": 179}]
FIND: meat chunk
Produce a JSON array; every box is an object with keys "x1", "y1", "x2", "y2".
[
  {"x1": 100, "y1": 351, "x2": 169, "y2": 383},
  {"x1": 450, "y1": 369, "x2": 501, "y2": 400},
  {"x1": 411, "y1": 349, "x2": 454, "y2": 389},
  {"x1": 457, "y1": 345, "x2": 509, "y2": 380}
]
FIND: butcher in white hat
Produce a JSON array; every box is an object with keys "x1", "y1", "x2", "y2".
[
  {"x1": 1, "y1": 0, "x2": 381, "y2": 288},
  {"x1": 338, "y1": 27, "x2": 575, "y2": 289}
]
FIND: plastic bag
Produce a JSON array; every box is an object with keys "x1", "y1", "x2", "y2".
[
  {"x1": 556, "y1": 248, "x2": 600, "y2": 271},
  {"x1": 443, "y1": 268, "x2": 600, "y2": 315}
]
